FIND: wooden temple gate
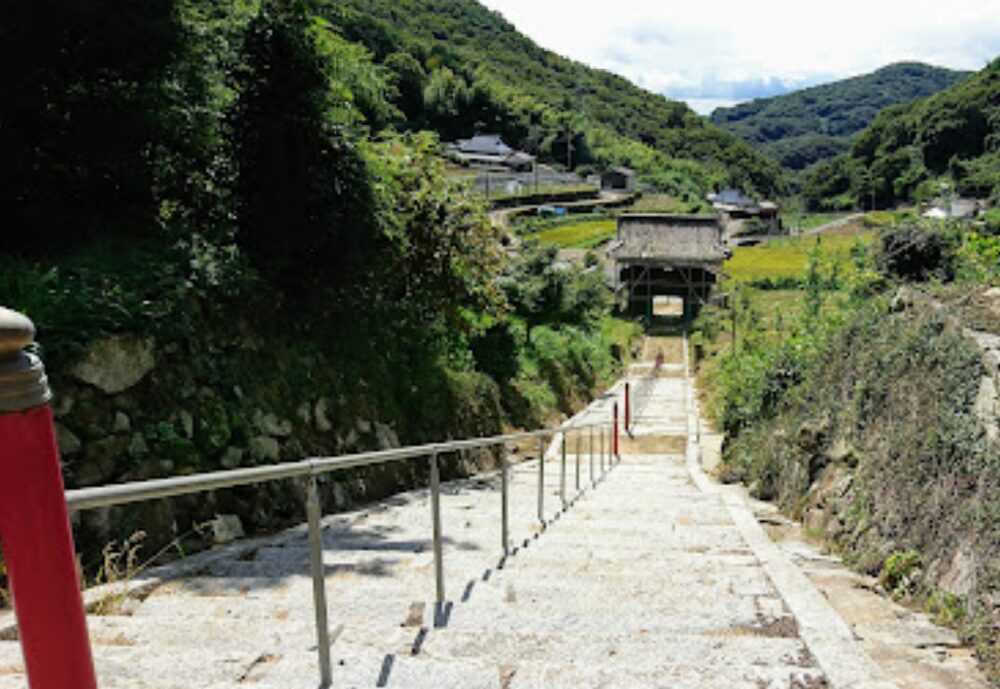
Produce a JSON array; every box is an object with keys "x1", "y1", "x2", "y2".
[{"x1": 608, "y1": 214, "x2": 729, "y2": 320}]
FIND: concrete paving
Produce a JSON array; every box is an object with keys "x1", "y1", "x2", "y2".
[{"x1": 0, "y1": 338, "x2": 979, "y2": 688}]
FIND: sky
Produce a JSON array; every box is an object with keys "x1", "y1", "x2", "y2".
[{"x1": 478, "y1": 0, "x2": 1000, "y2": 114}]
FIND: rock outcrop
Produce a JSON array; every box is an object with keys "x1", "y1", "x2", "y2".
[{"x1": 70, "y1": 335, "x2": 155, "y2": 394}]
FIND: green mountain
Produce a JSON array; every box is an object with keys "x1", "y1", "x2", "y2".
[
  {"x1": 328, "y1": 0, "x2": 783, "y2": 199},
  {"x1": 711, "y1": 62, "x2": 970, "y2": 172},
  {"x1": 803, "y1": 58, "x2": 1000, "y2": 210}
]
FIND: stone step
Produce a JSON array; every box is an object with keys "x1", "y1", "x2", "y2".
[
  {"x1": 0, "y1": 641, "x2": 268, "y2": 689},
  {"x1": 197, "y1": 643, "x2": 825, "y2": 689}
]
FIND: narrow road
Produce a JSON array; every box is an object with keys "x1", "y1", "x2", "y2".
[
  {"x1": 802, "y1": 212, "x2": 865, "y2": 236},
  {"x1": 0, "y1": 337, "x2": 984, "y2": 688}
]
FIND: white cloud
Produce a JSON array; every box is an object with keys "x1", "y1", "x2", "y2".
[
  {"x1": 479, "y1": 0, "x2": 1000, "y2": 112},
  {"x1": 686, "y1": 99, "x2": 740, "y2": 116}
]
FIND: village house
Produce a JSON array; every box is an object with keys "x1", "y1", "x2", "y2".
[
  {"x1": 708, "y1": 188, "x2": 781, "y2": 243},
  {"x1": 443, "y1": 134, "x2": 535, "y2": 172},
  {"x1": 708, "y1": 188, "x2": 779, "y2": 221}
]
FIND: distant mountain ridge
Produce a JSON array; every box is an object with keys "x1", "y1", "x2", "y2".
[{"x1": 710, "y1": 62, "x2": 971, "y2": 172}]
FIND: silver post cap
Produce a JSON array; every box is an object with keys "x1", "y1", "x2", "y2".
[
  {"x1": 0, "y1": 307, "x2": 35, "y2": 359},
  {"x1": 0, "y1": 307, "x2": 51, "y2": 412}
]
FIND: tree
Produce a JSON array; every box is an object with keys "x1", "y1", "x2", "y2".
[
  {"x1": 0, "y1": 0, "x2": 182, "y2": 252},
  {"x1": 502, "y1": 242, "x2": 609, "y2": 344},
  {"x1": 372, "y1": 133, "x2": 504, "y2": 330},
  {"x1": 231, "y1": 0, "x2": 382, "y2": 286},
  {"x1": 423, "y1": 68, "x2": 470, "y2": 141},
  {"x1": 384, "y1": 51, "x2": 427, "y2": 126},
  {"x1": 503, "y1": 244, "x2": 569, "y2": 344}
]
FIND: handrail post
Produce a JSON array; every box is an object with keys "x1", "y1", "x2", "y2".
[
  {"x1": 625, "y1": 382, "x2": 631, "y2": 434},
  {"x1": 537, "y1": 436, "x2": 545, "y2": 526},
  {"x1": 429, "y1": 453, "x2": 445, "y2": 607},
  {"x1": 600, "y1": 425, "x2": 605, "y2": 476},
  {"x1": 500, "y1": 444, "x2": 509, "y2": 556},
  {"x1": 560, "y1": 431, "x2": 567, "y2": 509},
  {"x1": 610, "y1": 402, "x2": 618, "y2": 465},
  {"x1": 589, "y1": 426, "x2": 595, "y2": 487},
  {"x1": 306, "y1": 475, "x2": 333, "y2": 688},
  {"x1": 575, "y1": 431, "x2": 581, "y2": 493}
]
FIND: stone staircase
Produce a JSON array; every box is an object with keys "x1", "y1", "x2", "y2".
[{"x1": 0, "y1": 359, "x2": 957, "y2": 689}]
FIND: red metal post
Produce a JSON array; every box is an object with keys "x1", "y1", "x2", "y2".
[
  {"x1": 0, "y1": 308, "x2": 98, "y2": 689},
  {"x1": 624, "y1": 382, "x2": 630, "y2": 432}
]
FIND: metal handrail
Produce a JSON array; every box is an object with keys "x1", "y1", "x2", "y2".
[
  {"x1": 64, "y1": 415, "x2": 621, "y2": 688},
  {"x1": 65, "y1": 424, "x2": 607, "y2": 511}
]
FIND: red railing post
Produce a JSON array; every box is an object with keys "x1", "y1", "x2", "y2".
[{"x1": 0, "y1": 307, "x2": 98, "y2": 689}]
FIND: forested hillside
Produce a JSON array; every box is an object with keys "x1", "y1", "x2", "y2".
[
  {"x1": 711, "y1": 63, "x2": 969, "y2": 173},
  {"x1": 328, "y1": 0, "x2": 783, "y2": 199},
  {"x1": 0, "y1": 0, "x2": 641, "y2": 565},
  {"x1": 803, "y1": 58, "x2": 1000, "y2": 210}
]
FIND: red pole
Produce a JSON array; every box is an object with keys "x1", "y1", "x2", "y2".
[
  {"x1": 624, "y1": 382, "x2": 630, "y2": 432},
  {"x1": 613, "y1": 402, "x2": 619, "y2": 458},
  {"x1": 0, "y1": 308, "x2": 98, "y2": 689}
]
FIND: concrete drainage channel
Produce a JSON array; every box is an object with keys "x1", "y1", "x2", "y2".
[{"x1": 0, "y1": 333, "x2": 986, "y2": 688}]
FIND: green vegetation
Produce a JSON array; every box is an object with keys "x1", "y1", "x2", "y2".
[
  {"x1": 0, "y1": 0, "x2": 645, "y2": 584},
  {"x1": 525, "y1": 219, "x2": 617, "y2": 249},
  {"x1": 693, "y1": 218, "x2": 1000, "y2": 682},
  {"x1": 712, "y1": 63, "x2": 969, "y2": 174},
  {"x1": 881, "y1": 550, "x2": 922, "y2": 598},
  {"x1": 329, "y1": 0, "x2": 784, "y2": 198},
  {"x1": 724, "y1": 228, "x2": 874, "y2": 287},
  {"x1": 804, "y1": 58, "x2": 1000, "y2": 210}
]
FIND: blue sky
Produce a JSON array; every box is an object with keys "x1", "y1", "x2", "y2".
[{"x1": 479, "y1": 0, "x2": 1000, "y2": 114}]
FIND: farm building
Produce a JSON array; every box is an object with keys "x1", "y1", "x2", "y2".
[{"x1": 601, "y1": 167, "x2": 636, "y2": 192}]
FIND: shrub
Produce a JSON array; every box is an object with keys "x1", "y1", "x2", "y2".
[
  {"x1": 876, "y1": 223, "x2": 956, "y2": 282},
  {"x1": 881, "y1": 550, "x2": 922, "y2": 598}
]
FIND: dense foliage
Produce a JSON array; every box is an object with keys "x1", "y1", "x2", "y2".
[
  {"x1": 326, "y1": 0, "x2": 784, "y2": 197},
  {"x1": 711, "y1": 63, "x2": 968, "y2": 174},
  {"x1": 803, "y1": 58, "x2": 1000, "y2": 210},
  {"x1": 1, "y1": 0, "x2": 641, "y2": 387}
]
